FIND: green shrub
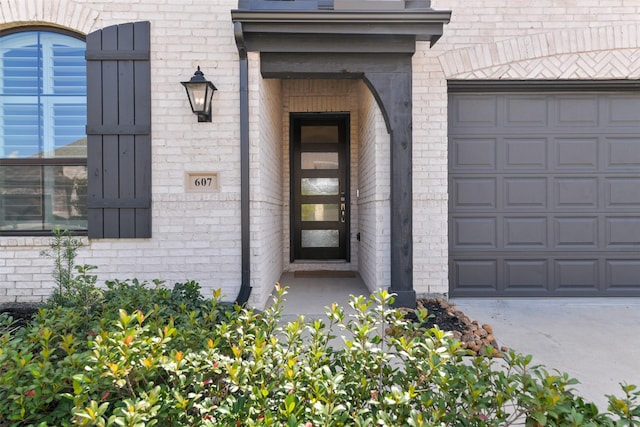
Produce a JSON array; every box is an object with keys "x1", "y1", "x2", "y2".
[
  {"x1": 0, "y1": 279, "x2": 235, "y2": 426},
  {"x1": 1, "y1": 280, "x2": 639, "y2": 426},
  {"x1": 40, "y1": 226, "x2": 85, "y2": 308}
]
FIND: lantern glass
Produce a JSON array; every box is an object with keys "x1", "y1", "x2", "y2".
[
  {"x1": 185, "y1": 83, "x2": 210, "y2": 114},
  {"x1": 181, "y1": 67, "x2": 217, "y2": 122}
]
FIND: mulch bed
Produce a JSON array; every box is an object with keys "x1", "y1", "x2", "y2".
[
  {"x1": 403, "y1": 298, "x2": 505, "y2": 357},
  {"x1": 0, "y1": 305, "x2": 39, "y2": 329}
]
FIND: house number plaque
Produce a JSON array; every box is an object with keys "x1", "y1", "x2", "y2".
[{"x1": 186, "y1": 172, "x2": 219, "y2": 193}]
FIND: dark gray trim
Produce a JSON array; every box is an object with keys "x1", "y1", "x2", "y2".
[
  {"x1": 86, "y1": 125, "x2": 151, "y2": 135},
  {"x1": 86, "y1": 199, "x2": 151, "y2": 209},
  {"x1": 86, "y1": 21, "x2": 152, "y2": 239},
  {"x1": 232, "y1": 10, "x2": 451, "y2": 21},
  {"x1": 232, "y1": 10, "x2": 450, "y2": 43},
  {"x1": 243, "y1": 34, "x2": 416, "y2": 53},
  {"x1": 232, "y1": 9, "x2": 450, "y2": 46},
  {"x1": 85, "y1": 50, "x2": 150, "y2": 60},
  {"x1": 261, "y1": 53, "x2": 413, "y2": 77},
  {"x1": 448, "y1": 79, "x2": 640, "y2": 93},
  {"x1": 234, "y1": 22, "x2": 252, "y2": 306},
  {"x1": 0, "y1": 158, "x2": 86, "y2": 166},
  {"x1": 363, "y1": 72, "x2": 415, "y2": 307}
]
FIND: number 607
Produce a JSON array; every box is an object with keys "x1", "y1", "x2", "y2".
[{"x1": 193, "y1": 177, "x2": 212, "y2": 187}]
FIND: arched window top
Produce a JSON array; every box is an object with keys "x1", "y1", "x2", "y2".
[{"x1": 1, "y1": 30, "x2": 86, "y2": 97}]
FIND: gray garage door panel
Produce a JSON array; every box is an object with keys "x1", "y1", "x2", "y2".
[{"x1": 449, "y1": 91, "x2": 640, "y2": 296}]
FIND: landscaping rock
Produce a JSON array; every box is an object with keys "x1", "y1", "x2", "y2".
[{"x1": 414, "y1": 298, "x2": 503, "y2": 357}]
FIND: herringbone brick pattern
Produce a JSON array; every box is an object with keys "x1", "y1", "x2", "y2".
[
  {"x1": 440, "y1": 24, "x2": 640, "y2": 79},
  {"x1": 453, "y1": 49, "x2": 640, "y2": 79}
]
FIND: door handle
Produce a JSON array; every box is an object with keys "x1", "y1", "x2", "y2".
[{"x1": 340, "y1": 203, "x2": 346, "y2": 222}]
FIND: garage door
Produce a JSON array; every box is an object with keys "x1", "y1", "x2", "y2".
[{"x1": 449, "y1": 86, "x2": 640, "y2": 297}]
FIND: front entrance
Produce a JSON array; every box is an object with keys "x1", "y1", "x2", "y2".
[{"x1": 291, "y1": 113, "x2": 350, "y2": 261}]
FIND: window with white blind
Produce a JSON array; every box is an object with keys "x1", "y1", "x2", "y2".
[{"x1": 0, "y1": 29, "x2": 87, "y2": 234}]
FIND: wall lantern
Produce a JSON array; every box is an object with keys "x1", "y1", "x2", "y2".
[{"x1": 181, "y1": 66, "x2": 217, "y2": 122}]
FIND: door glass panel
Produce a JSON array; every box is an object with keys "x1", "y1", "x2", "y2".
[
  {"x1": 301, "y1": 152, "x2": 339, "y2": 169},
  {"x1": 301, "y1": 230, "x2": 339, "y2": 247},
  {"x1": 301, "y1": 178, "x2": 339, "y2": 195},
  {"x1": 301, "y1": 125, "x2": 339, "y2": 144},
  {"x1": 301, "y1": 204, "x2": 339, "y2": 221}
]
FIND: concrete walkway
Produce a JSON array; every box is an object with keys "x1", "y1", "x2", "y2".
[
  {"x1": 274, "y1": 273, "x2": 640, "y2": 410},
  {"x1": 276, "y1": 271, "x2": 370, "y2": 321},
  {"x1": 452, "y1": 298, "x2": 640, "y2": 410}
]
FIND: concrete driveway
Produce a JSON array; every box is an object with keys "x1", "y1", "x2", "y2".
[{"x1": 452, "y1": 298, "x2": 640, "y2": 410}]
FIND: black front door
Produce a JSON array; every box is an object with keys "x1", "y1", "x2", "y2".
[{"x1": 291, "y1": 113, "x2": 349, "y2": 261}]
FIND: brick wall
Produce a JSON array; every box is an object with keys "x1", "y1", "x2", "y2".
[
  {"x1": 2, "y1": 0, "x2": 640, "y2": 303},
  {"x1": 357, "y1": 82, "x2": 391, "y2": 293},
  {"x1": 0, "y1": 0, "x2": 244, "y2": 303},
  {"x1": 249, "y1": 53, "x2": 284, "y2": 308}
]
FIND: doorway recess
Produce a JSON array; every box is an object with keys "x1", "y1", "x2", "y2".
[{"x1": 231, "y1": 0, "x2": 451, "y2": 307}]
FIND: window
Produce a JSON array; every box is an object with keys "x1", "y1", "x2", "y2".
[{"x1": 0, "y1": 29, "x2": 87, "y2": 233}]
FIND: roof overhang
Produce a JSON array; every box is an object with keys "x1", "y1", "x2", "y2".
[{"x1": 231, "y1": 0, "x2": 451, "y2": 50}]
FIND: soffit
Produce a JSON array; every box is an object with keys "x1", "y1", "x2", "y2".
[{"x1": 231, "y1": 0, "x2": 451, "y2": 52}]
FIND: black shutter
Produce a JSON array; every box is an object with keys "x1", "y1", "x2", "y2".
[{"x1": 85, "y1": 21, "x2": 151, "y2": 238}]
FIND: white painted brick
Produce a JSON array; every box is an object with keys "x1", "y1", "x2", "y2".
[
  {"x1": 6, "y1": 259, "x2": 33, "y2": 267},
  {"x1": 33, "y1": 287, "x2": 54, "y2": 296},
  {"x1": 7, "y1": 287, "x2": 35, "y2": 296},
  {"x1": 0, "y1": 267, "x2": 16, "y2": 280},
  {"x1": 31, "y1": 273, "x2": 52, "y2": 281},
  {"x1": 10, "y1": 278, "x2": 38, "y2": 287}
]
